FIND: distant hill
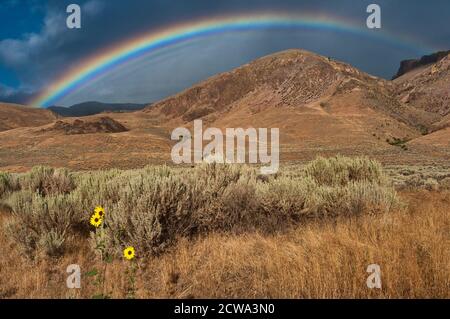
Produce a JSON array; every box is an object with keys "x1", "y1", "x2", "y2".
[
  {"x1": 41, "y1": 117, "x2": 129, "y2": 135},
  {"x1": 0, "y1": 102, "x2": 58, "y2": 132},
  {"x1": 48, "y1": 101, "x2": 148, "y2": 117}
]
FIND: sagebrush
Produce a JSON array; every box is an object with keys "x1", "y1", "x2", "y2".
[{"x1": 0, "y1": 156, "x2": 401, "y2": 259}]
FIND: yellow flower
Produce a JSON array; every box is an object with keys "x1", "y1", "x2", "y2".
[
  {"x1": 90, "y1": 214, "x2": 103, "y2": 228},
  {"x1": 94, "y1": 206, "x2": 105, "y2": 218},
  {"x1": 123, "y1": 246, "x2": 135, "y2": 260}
]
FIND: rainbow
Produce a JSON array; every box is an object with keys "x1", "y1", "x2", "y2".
[{"x1": 31, "y1": 12, "x2": 434, "y2": 107}]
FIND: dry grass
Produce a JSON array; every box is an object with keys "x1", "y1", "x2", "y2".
[{"x1": 0, "y1": 191, "x2": 448, "y2": 299}]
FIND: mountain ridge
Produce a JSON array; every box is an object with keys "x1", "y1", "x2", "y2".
[
  {"x1": 48, "y1": 101, "x2": 149, "y2": 117},
  {"x1": 392, "y1": 50, "x2": 450, "y2": 79},
  {"x1": 394, "y1": 52, "x2": 450, "y2": 119}
]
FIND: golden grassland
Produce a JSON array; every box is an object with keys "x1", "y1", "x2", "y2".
[{"x1": 0, "y1": 157, "x2": 449, "y2": 299}]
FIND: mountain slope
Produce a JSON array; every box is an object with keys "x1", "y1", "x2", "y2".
[
  {"x1": 146, "y1": 49, "x2": 426, "y2": 146},
  {"x1": 0, "y1": 103, "x2": 58, "y2": 132},
  {"x1": 392, "y1": 50, "x2": 450, "y2": 79},
  {"x1": 394, "y1": 52, "x2": 450, "y2": 118},
  {"x1": 145, "y1": 49, "x2": 434, "y2": 130}
]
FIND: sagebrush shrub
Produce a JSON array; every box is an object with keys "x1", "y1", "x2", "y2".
[
  {"x1": 424, "y1": 178, "x2": 439, "y2": 191},
  {"x1": 304, "y1": 155, "x2": 387, "y2": 186},
  {"x1": 256, "y1": 176, "x2": 317, "y2": 222},
  {"x1": 0, "y1": 172, "x2": 20, "y2": 198},
  {"x1": 1, "y1": 156, "x2": 401, "y2": 259},
  {"x1": 96, "y1": 164, "x2": 259, "y2": 256},
  {"x1": 20, "y1": 166, "x2": 75, "y2": 196},
  {"x1": 216, "y1": 179, "x2": 259, "y2": 230},
  {"x1": 94, "y1": 173, "x2": 193, "y2": 255},
  {"x1": 6, "y1": 191, "x2": 81, "y2": 258},
  {"x1": 0, "y1": 172, "x2": 11, "y2": 198},
  {"x1": 341, "y1": 181, "x2": 400, "y2": 216},
  {"x1": 440, "y1": 177, "x2": 450, "y2": 190}
]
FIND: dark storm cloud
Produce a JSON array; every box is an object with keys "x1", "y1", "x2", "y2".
[
  {"x1": 0, "y1": 83, "x2": 34, "y2": 104},
  {"x1": 0, "y1": 0, "x2": 449, "y2": 105}
]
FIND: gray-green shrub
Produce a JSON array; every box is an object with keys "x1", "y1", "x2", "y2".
[
  {"x1": 20, "y1": 166, "x2": 75, "y2": 196},
  {"x1": 304, "y1": 155, "x2": 387, "y2": 186},
  {"x1": 6, "y1": 191, "x2": 81, "y2": 258},
  {"x1": 0, "y1": 172, "x2": 12, "y2": 198},
  {"x1": 1, "y1": 156, "x2": 401, "y2": 259},
  {"x1": 0, "y1": 172, "x2": 20, "y2": 198}
]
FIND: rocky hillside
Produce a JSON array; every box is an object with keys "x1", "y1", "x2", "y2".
[
  {"x1": 392, "y1": 50, "x2": 450, "y2": 79},
  {"x1": 145, "y1": 49, "x2": 432, "y2": 135},
  {"x1": 394, "y1": 52, "x2": 450, "y2": 120},
  {"x1": 145, "y1": 50, "x2": 386, "y2": 117}
]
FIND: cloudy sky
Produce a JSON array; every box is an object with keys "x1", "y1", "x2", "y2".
[{"x1": 0, "y1": 0, "x2": 449, "y2": 107}]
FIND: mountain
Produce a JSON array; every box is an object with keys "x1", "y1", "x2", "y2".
[
  {"x1": 392, "y1": 50, "x2": 450, "y2": 79},
  {"x1": 394, "y1": 51, "x2": 450, "y2": 120},
  {"x1": 0, "y1": 49, "x2": 448, "y2": 171},
  {"x1": 145, "y1": 49, "x2": 436, "y2": 128},
  {"x1": 48, "y1": 101, "x2": 148, "y2": 117},
  {"x1": 145, "y1": 49, "x2": 432, "y2": 150},
  {"x1": 0, "y1": 102, "x2": 58, "y2": 132}
]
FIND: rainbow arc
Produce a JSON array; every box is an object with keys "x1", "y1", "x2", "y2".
[{"x1": 31, "y1": 13, "x2": 434, "y2": 107}]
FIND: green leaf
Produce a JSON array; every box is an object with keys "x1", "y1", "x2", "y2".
[
  {"x1": 85, "y1": 269, "x2": 98, "y2": 277},
  {"x1": 105, "y1": 255, "x2": 113, "y2": 264}
]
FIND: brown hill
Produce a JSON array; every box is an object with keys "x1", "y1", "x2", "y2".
[
  {"x1": 41, "y1": 117, "x2": 128, "y2": 135},
  {"x1": 407, "y1": 126, "x2": 450, "y2": 161},
  {"x1": 146, "y1": 50, "x2": 436, "y2": 130},
  {"x1": 144, "y1": 49, "x2": 440, "y2": 161},
  {"x1": 0, "y1": 103, "x2": 58, "y2": 131}
]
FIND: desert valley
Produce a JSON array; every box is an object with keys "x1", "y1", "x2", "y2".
[{"x1": 0, "y1": 49, "x2": 449, "y2": 171}]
